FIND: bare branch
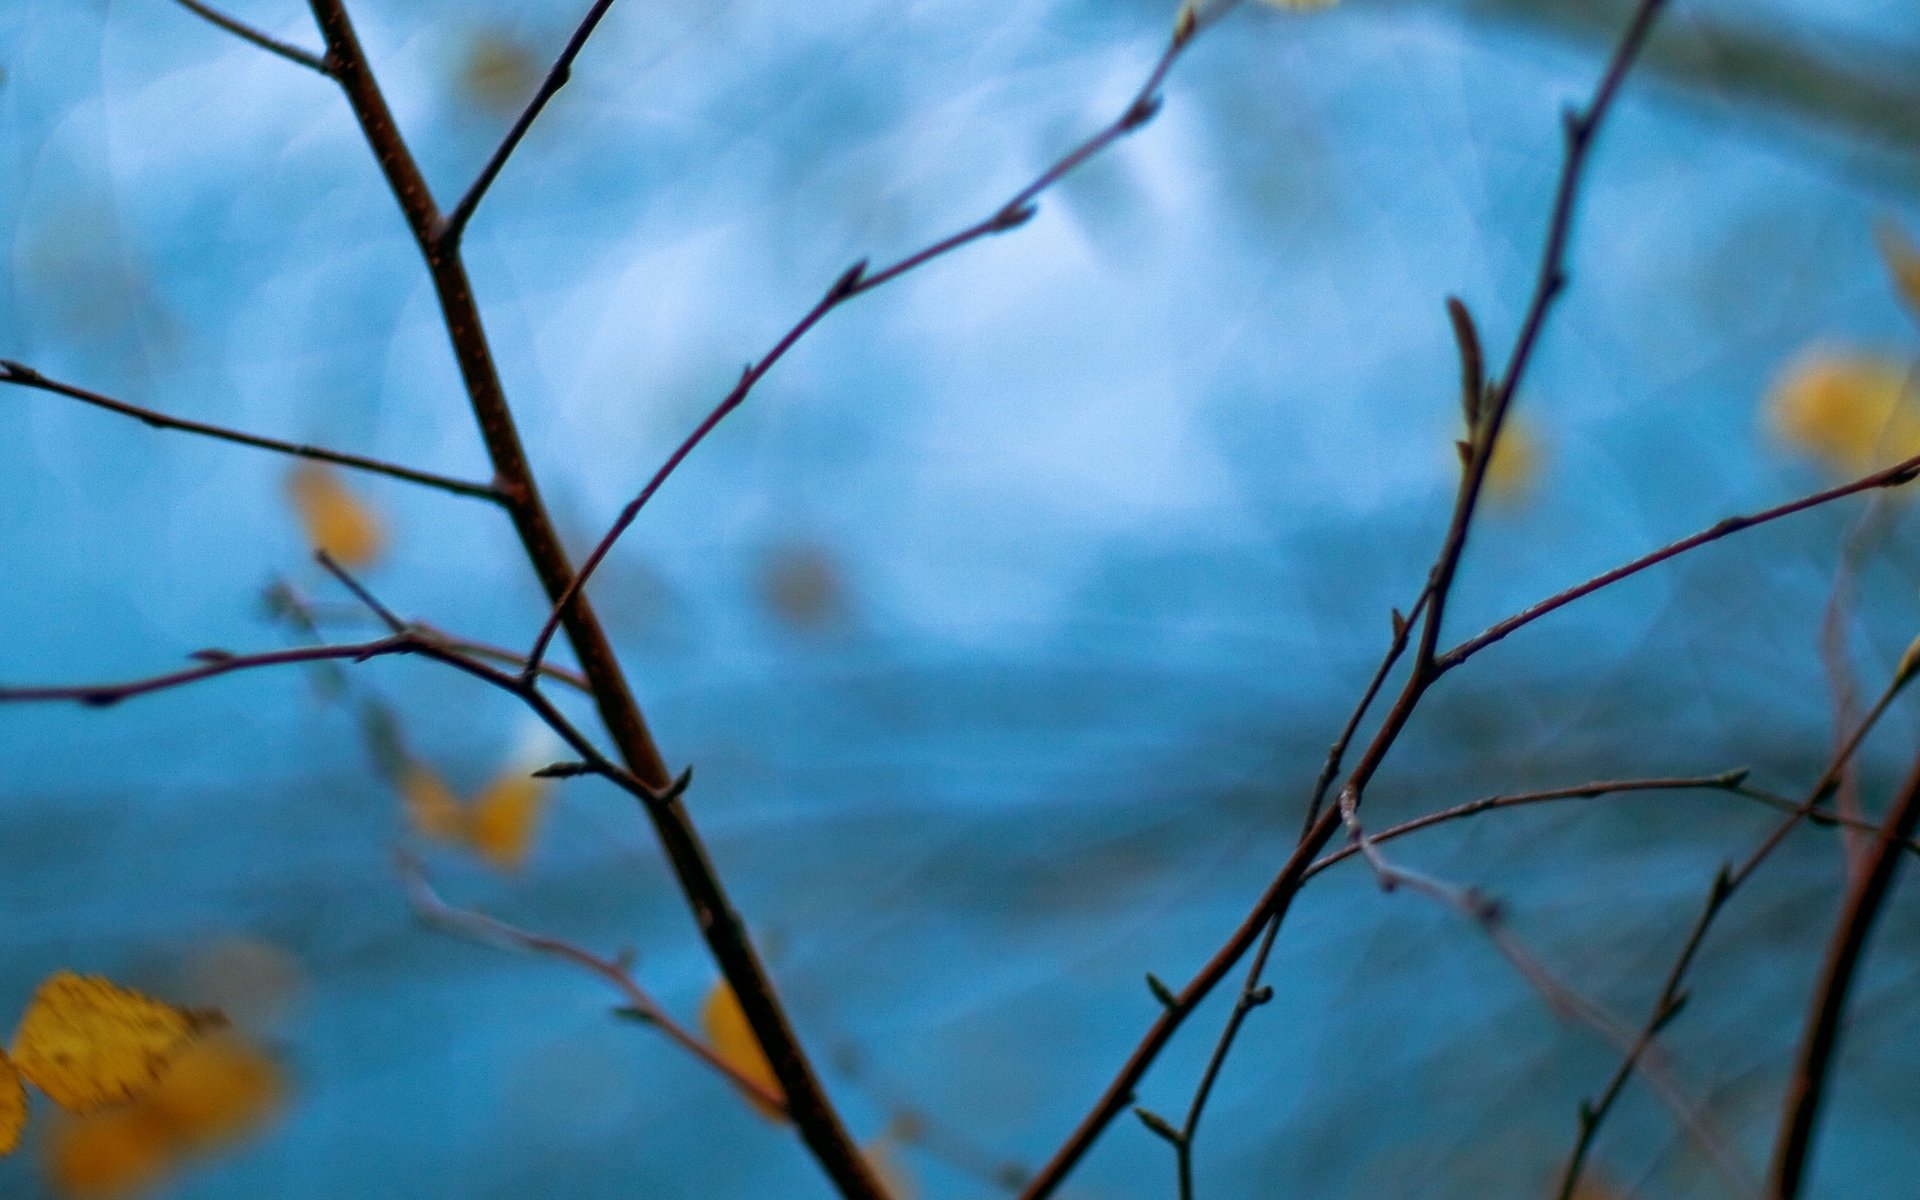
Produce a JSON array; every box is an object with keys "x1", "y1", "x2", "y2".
[
  {"x1": 398, "y1": 852, "x2": 789, "y2": 1116},
  {"x1": 522, "y1": 7, "x2": 1226, "y2": 679},
  {"x1": 0, "y1": 361, "x2": 501, "y2": 503},
  {"x1": 437, "y1": 0, "x2": 621, "y2": 248},
  {"x1": 169, "y1": 0, "x2": 332, "y2": 75}
]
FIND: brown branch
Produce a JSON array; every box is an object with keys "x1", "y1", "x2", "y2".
[
  {"x1": 520, "y1": 2, "x2": 1222, "y2": 678},
  {"x1": 1020, "y1": 3, "x2": 1670, "y2": 1193},
  {"x1": 1554, "y1": 656, "x2": 1920, "y2": 1199},
  {"x1": 1438, "y1": 453, "x2": 1920, "y2": 671},
  {"x1": 1767, "y1": 750, "x2": 1920, "y2": 1198},
  {"x1": 397, "y1": 852, "x2": 790, "y2": 1116},
  {"x1": 169, "y1": 0, "x2": 331, "y2": 75},
  {"x1": 437, "y1": 0, "x2": 620, "y2": 249},
  {"x1": 0, "y1": 361, "x2": 501, "y2": 503},
  {"x1": 300, "y1": 2, "x2": 884, "y2": 1193}
]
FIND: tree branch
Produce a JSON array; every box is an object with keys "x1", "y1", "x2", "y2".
[
  {"x1": 169, "y1": 0, "x2": 332, "y2": 75},
  {"x1": 301, "y1": 2, "x2": 885, "y2": 1192},
  {"x1": 0, "y1": 360, "x2": 502, "y2": 503},
  {"x1": 437, "y1": 0, "x2": 620, "y2": 249},
  {"x1": 520, "y1": 0, "x2": 1228, "y2": 678}
]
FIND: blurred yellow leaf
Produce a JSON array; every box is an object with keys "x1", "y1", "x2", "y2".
[
  {"x1": 399, "y1": 761, "x2": 466, "y2": 844},
  {"x1": 1876, "y1": 219, "x2": 1920, "y2": 318},
  {"x1": 285, "y1": 463, "x2": 385, "y2": 568},
  {"x1": 176, "y1": 940, "x2": 303, "y2": 1033},
  {"x1": 760, "y1": 542, "x2": 847, "y2": 633},
  {"x1": 457, "y1": 32, "x2": 538, "y2": 116},
  {"x1": 44, "y1": 1107, "x2": 172, "y2": 1200},
  {"x1": 399, "y1": 761, "x2": 548, "y2": 872},
  {"x1": 467, "y1": 772, "x2": 547, "y2": 872},
  {"x1": 145, "y1": 1031, "x2": 283, "y2": 1151},
  {"x1": 1481, "y1": 418, "x2": 1542, "y2": 505},
  {"x1": 1765, "y1": 347, "x2": 1920, "y2": 475},
  {"x1": 700, "y1": 982, "x2": 785, "y2": 1121},
  {"x1": 10, "y1": 973, "x2": 211, "y2": 1114},
  {"x1": 0, "y1": 1051, "x2": 24, "y2": 1157}
]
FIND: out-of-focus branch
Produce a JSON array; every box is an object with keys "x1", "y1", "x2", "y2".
[
  {"x1": 437, "y1": 0, "x2": 620, "y2": 248},
  {"x1": 398, "y1": 852, "x2": 790, "y2": 1116},
  {"x1": 0, "y1": 361, "x2": 502, "y2": 503},
  {"x1": 1768, "y1": 751, "x2": 1920, "y2": 1198}
]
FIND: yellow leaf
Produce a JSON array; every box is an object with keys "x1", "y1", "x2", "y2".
[
  {"x1": 399, "y1": 761, "x2": 467, "y2": 844},
  {"x1": 1876, "y1": 219, "x2": 1920, "y2": 318},
  {"x1": 44, "y1": 1107, "x2": 172, "y2": 1200},
  {"x1": 145, "y1": 1031, "x2": 283, "y2": 1151},
  {"x1": 285, "y1": 462, "x2": 384, "y2": 568},
  {"x1": 700, "y1": 982, "x2": 785, "y2": 1121},
  {"x1": 466, "y1": 772, "x2": 547, "y2": 872},
  {"x1": 1481, "y1": 418, "x2": 1542, "y2": 505},
  {"x1": 1765, "y1": 348, "x2": 1920, "y2": 475},
  {"x1": 0, "y1": 1051, "x2": 25, "y2": 1157},
  {"x1": 10, "y1": 974, "x2": 212, "y2": 1114},
  {"x1": 457, "y1": 32, "x2": 539, "y2": 116}
]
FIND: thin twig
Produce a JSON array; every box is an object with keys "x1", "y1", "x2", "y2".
[
  {"x1": 315, "y1": 550, "x2": 405, "y2": 633},
  {"x1": 1553, "y1": 657, "x2": 1920, "y2": 1199},
  {"x1": 397, "y1": 852, "x2": 790, "y2": 1115},
  {"x1": 169, "y1": 0, "x2": 332, "y2": 75},
  {"x1": 301, "y1": 2, "x2": 884, "y2": 1192},
  {"x1": 520, "y1": 1, "x2": 1231, "y2": 678},
  {"x1": 437, "y1": 0, "x2": 620, "y2": 248},
  {"x1": 1020, "y1": 4, "x2": 1671, "y2": 1193},
  {"x1": 0, "y1": 361, "x2": 501, "y2": 503},
  {"x1": 1438, "y1": 453, "x2": 1920, "y2": 672},
  {"x1": 1767, "y1": 751, "x2": 1920, "y2": 1198}
]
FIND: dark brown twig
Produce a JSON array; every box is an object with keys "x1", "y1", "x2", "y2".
[
  {"x1": 398, "y1": 852, "x2": 790, "y2": 1115},
  {"x1": 169, "y1": 0, "x2": 332, "y2": 75},
  {"x1": 300, "y1": 2, "x2": 884, "y2": 1192},
  {"x1": 520, "y1": 1, "x2": 1226, "y2": 678},
  {"x1": 437, "y1": 0, "x2": 620, "y2": 249},
  {"x1": 1767, "y1": 751, "x2": 1920, "y2": 1198},
  {"x1": 1019, "y1": 4, "x2": 1671, "y2": 1194},
  {"x1": 0, "y1": 361, "x2": 501, "y2": 503}
]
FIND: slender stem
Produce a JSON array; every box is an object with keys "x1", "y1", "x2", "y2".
[
  {"x1": 521, "y1": 9, "x2": 1218, "y2": 677},
  {"x1": 0, "y1": 361, "x2": 501, "y2": 503},
  {"x1": 168, "y1": 0, "x2": 332, "y2": 75},
  {"x1": 437, "y1": 0, "x2": 620, "y2": 248},
  {"x1": 1767, "y1": 750, "x2": 1920, "y2": 1198},
  {"x1": 1021, "y1": 4, "x2": 1669, "y2": 1193},
  {"x1": 301, "y1": 3, "x2": 883, "y2": 1193},
  {"x1": 398, "y1": 853, "x2": 790, "y2": 1115},
  {"x1": 1438, "y1": 453, "x2": 1920, "y2": 671}
]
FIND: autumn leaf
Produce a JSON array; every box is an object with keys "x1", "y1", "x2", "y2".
[
  {"x1": 143, "y1": 1031, "x2": 283, "y2": 1151},
  {"x1": 0, "y1": 1051, "x2": 24, "y2": 1157},
  {"x1": 1765, "y1": 347, "x2": 1920, "y2": 475},
  {"x1": 457, "y1": 32, "x2": 539, "y2": 116},
  {"x1": 10, "y1": 973, "x2": 213, "y2": 1114},
  {"x1": 863, "y1": 1136, "x2": 917, "y2": 1200},
  {"x1": 466, "y1": 771, "x2": 547, "y2": 872},
  {"x1": 700, "y1": 982, "x2": 785, "y2": 1121},
  {"x1": 399, "y1": 760, "x2": 549, "y2": 872},
  {"x1": 285, "y1": 462, "x2": 385, "y2": 568},
  {"x1": 44, "y1": 1107, "x2": 172, "y2": 1199},
  {"x1": 1482, "y1": 418, "x2": 1543, "y2": 504}
]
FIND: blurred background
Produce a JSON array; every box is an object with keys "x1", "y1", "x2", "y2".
[{"x1": 5, "y1": 0, "x2": 1920, "y2": 1195}]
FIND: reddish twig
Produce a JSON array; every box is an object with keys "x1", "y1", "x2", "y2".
[
  {"x1": 397, "y1": 852, "x2": 790, "y2": 1116},
  {"x1": 520, "y1": 1, "x2": 1229, "y2": 678},
  {"x1": 437, "y1": 0, "x2": 621, "y2": 249},
  {"x1": 0, "y1": 361, "x2": 501, "y2": 503}
]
